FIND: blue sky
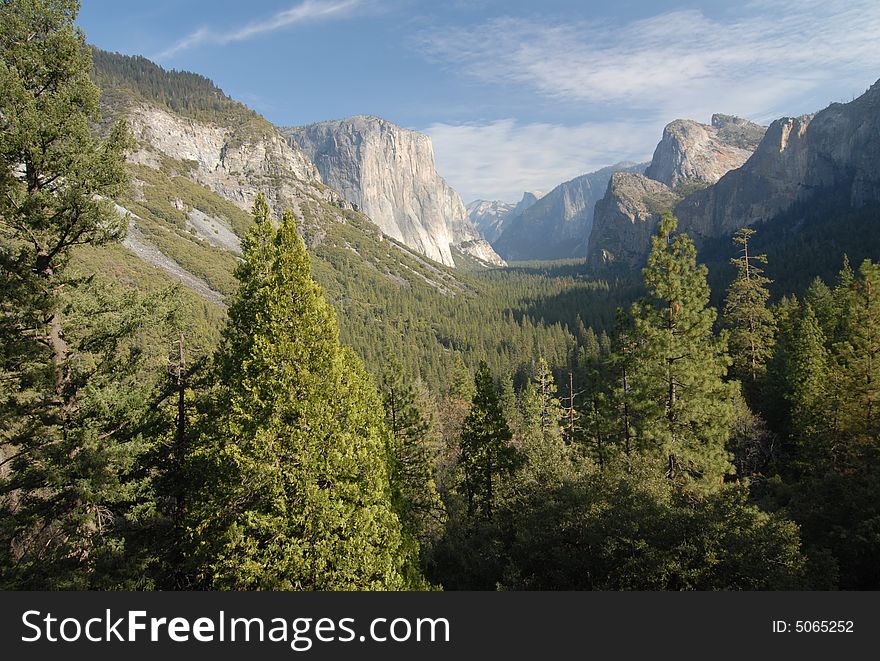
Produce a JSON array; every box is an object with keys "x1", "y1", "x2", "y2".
[{"x1": 77, "y1": 0, "x2": 880, "y2": 202}]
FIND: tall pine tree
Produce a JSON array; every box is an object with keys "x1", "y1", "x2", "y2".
[
  {"x1": 723, "y1": 228, "x2": 776, "y2": 400},
  {"x1": 379, "y1": 353, "x2": 445, "y2": 547},
  {"x1": 458, "y1": 362, "x2": 520, "y2": 518},
  {"x1": 186, "y1": 196, "x2": 412, "y2": 590},
  {"x1": 0, "y1": 0, "x2": 147, "y2": 588},
  {"x1": 829, "y1": 260, "x2": 880, "y2": 464},
  {"x1": 629, "y1": 212, "x2": 737, "y2": 490},
  {"x1": 785, "y1": 303, "x2": 831, "y2": 465},
  {"x1": 517, "y1": 358, "x2": 572, "y2": 484}
]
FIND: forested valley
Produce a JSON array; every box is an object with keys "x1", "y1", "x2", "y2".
[{"x1": 2, "y1": 0, "x2": 879, "y2": 591}]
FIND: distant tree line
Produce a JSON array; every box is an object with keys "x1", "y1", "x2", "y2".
[{"x1": 91, "y1": 48, "x2": 262, "y2": 126}]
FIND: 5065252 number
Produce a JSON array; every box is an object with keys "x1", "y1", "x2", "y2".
[{"x1": 794, "y1": 620, "x2": 854, "y2": 633}]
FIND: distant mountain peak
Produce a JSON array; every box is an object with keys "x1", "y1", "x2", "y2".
[
  {"x1": 284, "y1": 116, "x2": 504, "y2": 268},
  {"x1": 492, "y1": 162, "x2": 647, "y2": 261},
  {"x1": 644, "y1": 114, "x2": 766, "y2": 189},
  {"x1": 466, "y1": 191, "x2": 545, "y2": 245}
]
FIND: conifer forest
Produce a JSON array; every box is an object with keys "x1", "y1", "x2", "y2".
[{"x1": 2, "y1": 0, "x2": 880, "y2": 591}]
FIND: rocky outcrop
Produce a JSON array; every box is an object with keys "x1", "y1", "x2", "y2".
[
  {"x1": 588, "y1": 114, "x2": 766, "y2": 268},
  {"x1": 590, "y1": 82, "x2": 880, "y2": 270},
  {"x1": 588, "y1": 173, "x2": 682, "y2": 267},
  {"x1": 496, "y1": 163, "x2": 645, "y2": 261},
  {"x1": 644, "y1": 114, "x2": 765, "y2": 189},
  {"x1": 466, "y1": 191, "x2": 543, "y2": 244},
  {"x1": 676, "y1": 81, "x2": 880, "y2": 243},
  {"x1": 125, "y1": 103, "x2": 338, "y2": 219},
  {"x1": 284, "y1": 116, "x2": 505, "y2": 267}
]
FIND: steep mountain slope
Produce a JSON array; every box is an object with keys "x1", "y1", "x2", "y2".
[
  {"x1": 283, "y1": 116, "x2": 505, "y2": 268},
  {"x1": 466, "y1": 191, "x2": 543, "y2": 244},
  {"x1": 85, "y1": 50, "x2": 583, "y2": 391},
  {"x1": 588, "y1": 114, "x2": 766, "y2": 268},
  {"x1": 90, "y1": 52, "x2": 470, "y2": 314},
  {"x1": 676, "y1": 81, "x2": 880, "y2": 244},
  {"x1": 495, "y1": 162, "x2": 645, "y2": 261}
]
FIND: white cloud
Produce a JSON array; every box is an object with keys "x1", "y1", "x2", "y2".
[
  {"x1": 421, "y1": 1, "x2": 880, "y2": 119},
  {"x1": 425, "y1": 119, "x2": 659, "y2": 203},
  {"x1": 157, "y1": 0, "x2": 362, "y2": 60},
  {"x1": 418, "y1": 0, "x2": 880, "y2": 200}
]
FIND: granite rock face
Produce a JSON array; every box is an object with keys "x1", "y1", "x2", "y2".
[
  {"x1": 590, "y1": 82, "x2": 880, "y2": 270},
  {"x1": 588, "y1": 172, "x2": 683, "y2": 267},
  {"x1": 494, "y1": 163, "x2": 645, "y2": 261},
  {"x1": 645, "y1": 114, "x2": 765, "y2": 189},
  {"x1": 284, "y1": 116, "x2": 505, "y2": 267},
  {"x1": 676, "y1": 81, "x2": 880, "y2": 242},
  {"x1": 125, "y1": 102, "x2": 339, "y2": 218},
  {"x1": 466, "y1": 191, "x2": 543, "y2": 244},
  {"x1": 588, "y1": 114, "x2": 766, "y2": 268}
]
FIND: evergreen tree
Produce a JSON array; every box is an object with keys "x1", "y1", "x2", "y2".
[
  {"x1": 606, "y1": 308, "x2": 639, "y2": 461},
  {"x1": 187, "y1": 197, "x2": 411, "y2": 590},
  {"x1": 379, "y1": 353, "x2": 445, "y2": 547},
  {"x1": 459, "y1": 362, "x2": 520, "y2": 518},
  {"x1": 499, "y1": 374, "x2": 518, "y2": 431},
  {"x1": 763, "y1": 261, "x2": 880, "y2": 588},
  {"x1": 517, "y1": 359, "x2": 572, "y2": 484},
  {"x1": 629, "y1": 212, "x2": 737, "y2": 490},
  {"x1": 785, "y1": 304, "x2": 831, "y2": 462},
  {"x1": 500, "y1": 471, "x2": 806, "y2": 590},
  {"x1": 763, "y1": 295, "x2": 801, "y2": 430},
  {"x1": 0, "y1": 0, "x2": 145, "y2": 588},
  {"x1": 723, "y1": 228, "x2": 776, "y2": 399},
  {"x1": 829, "y1": 260, "x2": 880, "y2": 462},
  {"x1": 804, "y1": 278, "x2": 839, "y2": 343}
]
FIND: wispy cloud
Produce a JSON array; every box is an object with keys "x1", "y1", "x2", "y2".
[
  {"x1": 418, "y1": 0, "x2": 880, "y2": 199},
  {"x1": 425, "y1": 119, "x2": 658, "y2": 203},
  {"x1": 157, "y1": 0, "x2": 362, "y2": 60},
  {"x1": 419, "y1": 0, "x2": 880, "y2": 119}
]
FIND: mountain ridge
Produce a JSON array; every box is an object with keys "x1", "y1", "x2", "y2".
[
  {"x1": 587, "y1": 83, "x2": 880, "y2": 269},
  {"x1": 588, "y1": 113, "x2": 767, "y2": 267},
  {"x1": 466, "y1": 191, "x2": 545, "y2": 244},
  {"x1": 494, "y1": 162, "x2": 647, "y2": 261}
]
